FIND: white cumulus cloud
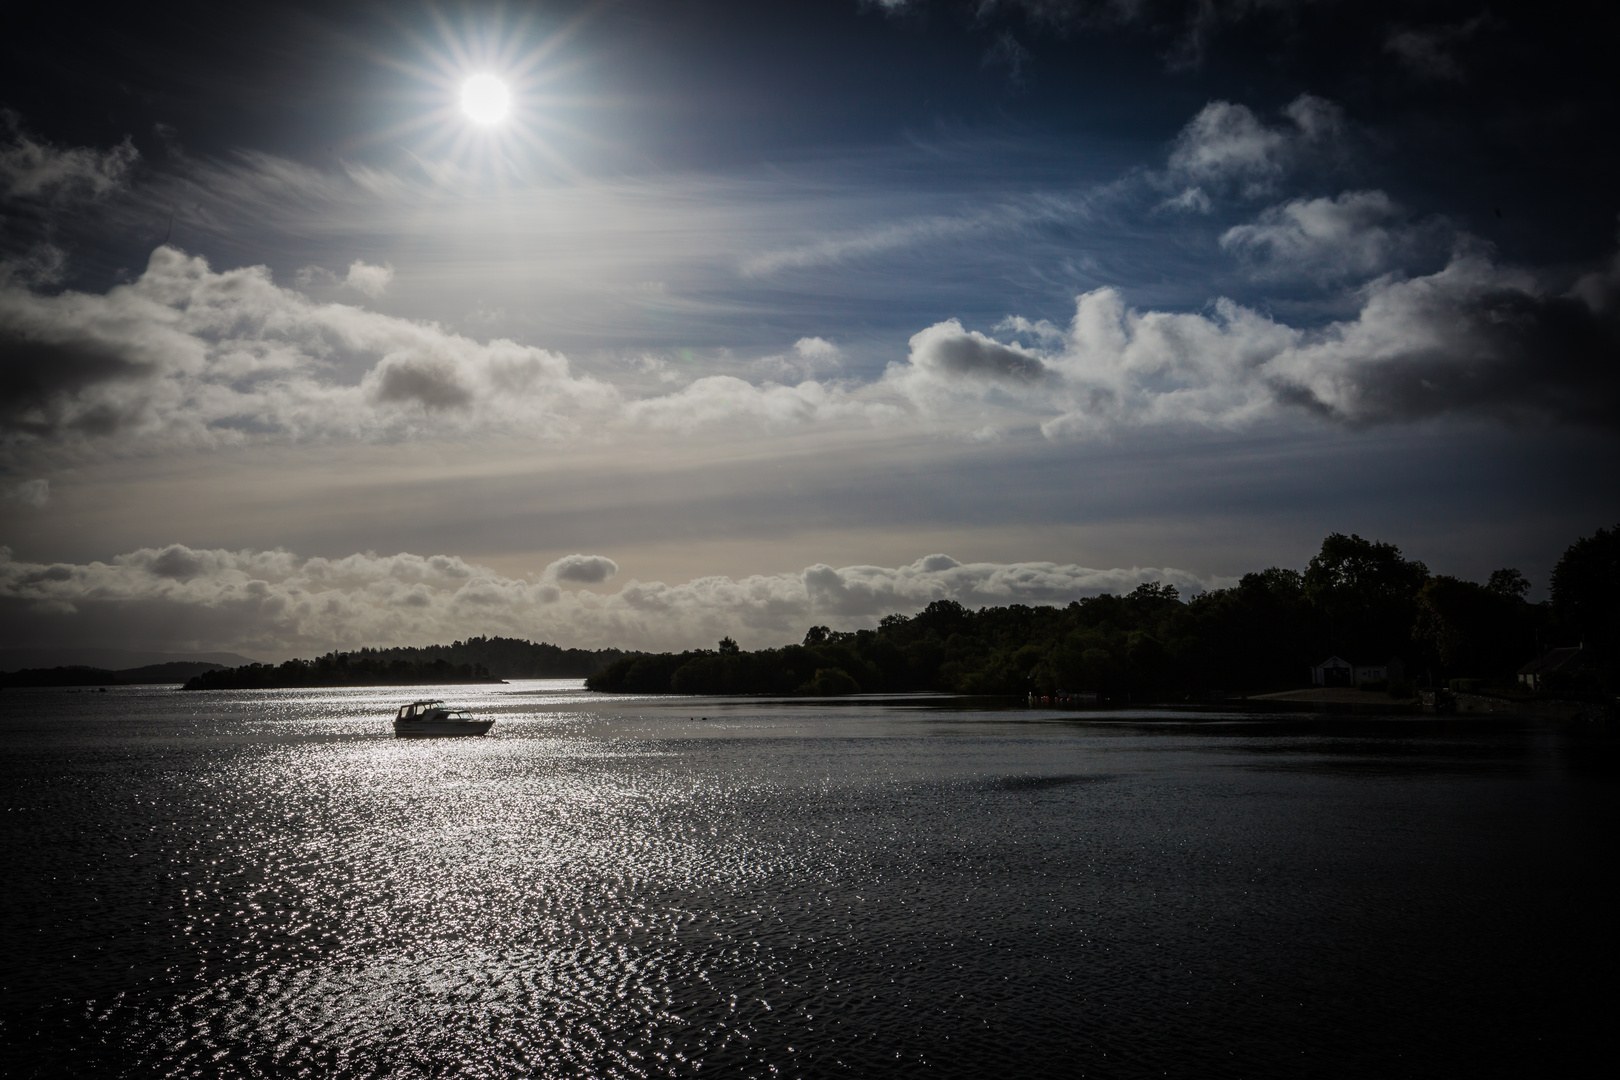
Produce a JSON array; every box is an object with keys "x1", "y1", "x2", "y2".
[
  {"x1": 889, "y1": 247, "x2": 1620, "y2": 435},
  {"x1": 1164, "y1": 94, "x2": 1346, "y2": 202},
  {"x1": 344, "y1": 260, "x2": 394, "y2": 299},
  {"x1": 545, "y1": 554, "x2": 619, "y2": 585},
  {"x1": 0, "y1": 246, "x2": 618, "y2": 451},
  {"x1": 1220, "y1": 190, "x2": 1433, "y2": 281}
]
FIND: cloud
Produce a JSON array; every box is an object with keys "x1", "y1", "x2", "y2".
[
  {"x1": 873, "y1": 1, "x2": 1292, "y2": 70},
  {"x1": 5, "y1": 233, "x2": 1613, "y2": 466},
  {"x1": 1384, "y1": 16, "x2": 1492, "y2": 82},
  {"x1": 1165, "y1": 95, "x2": 1346, "y2": 201},
  {"x1": 801, "y1": 553, "x2": 1216, "y2": 617},
  {"x1": 0, "y1": 245, "x2": 619, "y2": 450},
  {"x1": 905, "y1": 319, "x2": 1050, "y2": 382},
  {"x1": 1, "y1": 479, "x2": 49, "y2": 507},
  {"x1": 0, "y1": 544, "x2": 1226, "y2": 656},
  {"x1": 794, "y1": 336, "x2": 841, "y2": 363},
  {"x1": 890, "y1": 247, "x2": 1620, "y2": 435},
  {"x1": 370, "y1": 356, "x2": 473, "y2": 410},
  {"x1": 621, "y1": 374, "x2": 899, "y2": 433},
  {"x1": 1159, "y1": 186, "x2": 1212, "y2": 214},
  {"x1": 740, "y1": 195, "x2": 1085, "y2": 276},
  {"x1": 878, "y1": 319, "x2": 1058, "y2": 423},
  {"x1": 752, "y1": 336, "x2": 845, "y2": 381},
  {"x1": 1220, "y1": 190, "x2": 1444, "y2": 281},
  {"x1": 0, "y1": 113, "x2": 137, "y2": 202},
  {"x1": 0, "y1": 246, "x2": 912, "y2": 459},
  {"x1": 545, "y1": 554, "x2": 619, "y2": 584},
  {"x1": 0, "y1": 243, "x2": 68, "y2": 288},
  {"x1": 345, "y1": 260, "x2": 393, "y2": 299},
  {"x1": 982, "y1": 31, "x2": 1033, "y2": 87}
]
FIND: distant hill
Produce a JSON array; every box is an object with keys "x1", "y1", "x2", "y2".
[
  {"x1": 0, "y1": 661, "x2": 227, "y2": 689},
  {"x1": 182, "y1": 637, "x2": 637, "y2": 691},
  {"x1": 0, "y1": 648, "x2": 261, "y2": 673}
]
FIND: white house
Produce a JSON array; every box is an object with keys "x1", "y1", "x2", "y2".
[
  {"x1": 1313, "y1": 655, "x2": 1405, "y2": 688},
  {"x1": 1312, "y1": 656, "x2": 1354, "y2": 687}
]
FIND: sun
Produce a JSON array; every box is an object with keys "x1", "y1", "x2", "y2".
[
  {"x1": 365, "y1": 12, "x2": 595, "y2": 179},
  {"x1": 460, "y1": 74, "x2": 511, "y2": 126}
]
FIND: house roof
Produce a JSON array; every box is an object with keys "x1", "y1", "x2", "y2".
[{"x1": 1517, "y1": 646, "x2": 1583, "y2": 676}]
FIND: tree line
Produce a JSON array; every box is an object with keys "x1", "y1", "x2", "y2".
[
  {"x1": 183, "y1": 636, "x2": 632, "y2": 690},
  {"x1": 586, "y1": 527, "x2": 1618, "y2": 701}
]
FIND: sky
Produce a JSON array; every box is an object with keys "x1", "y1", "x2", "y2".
[{"x1": 1, "y1": 0, "x2": 1616, "y2": 662}]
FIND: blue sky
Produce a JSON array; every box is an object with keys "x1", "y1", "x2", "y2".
[{"x1": 2, "y1": 0, "x2": 1616, "y2": 659}]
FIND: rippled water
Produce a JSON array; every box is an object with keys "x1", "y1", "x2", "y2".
[{"x1": 1, "y1": 682, "x2": 1614, "y2": 1078}]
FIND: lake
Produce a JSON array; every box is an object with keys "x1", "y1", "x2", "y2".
[{"x1": 1, "y1": 681, "x2": 1614, "y2": 1078}]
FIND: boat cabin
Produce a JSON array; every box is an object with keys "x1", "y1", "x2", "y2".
[{"x1": 397, "y1": 699, "x2": 445, "y2": 721}]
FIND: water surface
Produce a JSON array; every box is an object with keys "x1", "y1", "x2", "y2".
[{"x1": 1, "y1": 682, "x2": 1614, "y2": 1077}]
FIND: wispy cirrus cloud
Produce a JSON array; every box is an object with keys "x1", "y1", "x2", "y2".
[{"x1": 739, "y1": 193, "x2": 1088, "y2": 276}]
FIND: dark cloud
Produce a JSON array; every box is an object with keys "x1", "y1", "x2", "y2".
[
  {"x1": 908, "y1": 243, "x2": 1620, "y2": 437},
  {"x1": 148, "y1": 544, "x2": 210, "y2": 580},
  {"x1": 895, "y1": 0, "x2": 1309, "y2": 69},
  {"x1": 1320, "y1": 281, "x2": 1620, "y2": 430},
  {"x1": 909, "y1": 320, "x2": 1050, "y2": 381},
  {"x1": 1383, "y1": 15, "x2": 1493, "y2": 82},
  {"x1": 0, "y1": 327, "x2": 154, "y2": 436},
  {"x1": 371, "y1": 359, "x2": 473, "y2": 410},
  {"x1": 546, "y1": 554, "x2": 620, "y2": 584}
]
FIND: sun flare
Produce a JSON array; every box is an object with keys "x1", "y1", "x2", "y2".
[{"x1": 460, "y1": 74, "x2": 511, "y2": 125}]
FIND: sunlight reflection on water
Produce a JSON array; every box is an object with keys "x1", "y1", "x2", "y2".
[{"x1": 1, "y1": 682, "x2": 1614, "y2": 1077}]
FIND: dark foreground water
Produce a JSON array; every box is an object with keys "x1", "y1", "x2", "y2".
[{"x1": 0, "y1": 683, "x2": 1614, "y2": 1079}]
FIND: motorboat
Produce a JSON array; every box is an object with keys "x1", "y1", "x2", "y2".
[{"x1": 392, "y1": 699, "x2": 494, "y2": 738}]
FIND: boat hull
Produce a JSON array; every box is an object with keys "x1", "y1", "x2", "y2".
[{"x1": 393, "y1": 719, "x2": 495, "y2": 738}]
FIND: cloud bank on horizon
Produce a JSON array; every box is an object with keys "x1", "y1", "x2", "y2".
[{"x1": 0, "y1": 544, "x2": 1225, "y2": 659}]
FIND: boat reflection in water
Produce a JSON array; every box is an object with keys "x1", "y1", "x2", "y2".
[{"x1": 391, "y1": 699, "x2": 494, "y2": 738}]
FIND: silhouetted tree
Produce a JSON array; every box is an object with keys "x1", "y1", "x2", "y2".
[
  {"x1": 1487, "y1": 568, "x2": 1531, "y2": 599},
  {"x1": 1413, "y1": 576, "x2": 1534, "y2": 681},
  {"x1": 1550, "y1": 524, "x2": 1619, "y2": 691},
  {"x1": 1305, "y1": 533, "x2": 1429, "y2": 660}
]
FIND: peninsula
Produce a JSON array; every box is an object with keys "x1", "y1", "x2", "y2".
[{"x1": 182, "y1": 636, "x2": 634, "y2": 690}]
